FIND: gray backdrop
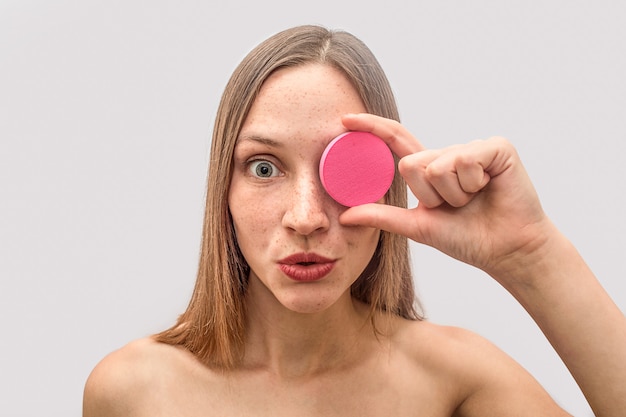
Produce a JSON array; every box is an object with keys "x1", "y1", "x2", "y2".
[{"x1": 1, "y1": 1, "x2": 624, "y2": 416}]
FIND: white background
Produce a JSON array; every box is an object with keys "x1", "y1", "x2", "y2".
[{"x1": 1, "y1": 1, "x2": 625, "y2": 416}]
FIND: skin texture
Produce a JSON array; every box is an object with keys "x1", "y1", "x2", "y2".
[
  {"x1": 83, "y1": 64, "x2": 626, "y2": 417},
  {"x1": 229, "y1": 64, "x2": 380, "y2": 317}
]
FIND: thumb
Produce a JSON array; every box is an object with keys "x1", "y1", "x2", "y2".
[{"x1": 339, "y1": 203, "x2": 422, "y2": 241}]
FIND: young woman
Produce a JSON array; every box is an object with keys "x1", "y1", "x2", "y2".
[{"x1": 84, "y1": 25, "x2": 626, "y2": 416}]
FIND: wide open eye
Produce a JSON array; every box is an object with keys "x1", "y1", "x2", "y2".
[{"x1": 249, "y1": 160, "x2": 280, "y2": 178}]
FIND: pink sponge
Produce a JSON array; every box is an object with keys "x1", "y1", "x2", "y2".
[{"x1": 319, "y1": 131, "x2": 395, "y2": 207}]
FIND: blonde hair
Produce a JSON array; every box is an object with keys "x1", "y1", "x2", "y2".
[{"x1": 155, "y1": 25, "x2": 423, "y2": 368}]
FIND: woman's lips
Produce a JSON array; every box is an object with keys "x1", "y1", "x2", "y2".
[{"x1": 278, "y1": 253, "x2": 336, "y2": 282}]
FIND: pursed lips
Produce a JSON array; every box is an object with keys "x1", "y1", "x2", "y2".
[{"x1": 277, "y1": 253, "x2": 336, "y2": 281}]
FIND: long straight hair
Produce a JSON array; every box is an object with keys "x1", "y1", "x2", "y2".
[{"x1": 155, "y1": 25, "x2": 423, "y2": 369}]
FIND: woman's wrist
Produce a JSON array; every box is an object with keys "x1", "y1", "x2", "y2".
[{"x1": 485, "y1": 218, "x2": 577, "y2": 297}]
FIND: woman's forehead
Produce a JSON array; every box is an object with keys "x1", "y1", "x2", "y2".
[
  {"x1": 242, "y1": 64, "x2": 365, "y2": 135},
  {"x1": 253, "y1": 65, "x2": 363, "y2": 111}
]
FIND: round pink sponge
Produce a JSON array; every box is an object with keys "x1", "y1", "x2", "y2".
[{"x1": 319, "y1": 131, "x2": 395, "y2": 207}]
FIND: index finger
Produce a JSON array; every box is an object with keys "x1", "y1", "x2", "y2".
[{"x1": 341, "y1": 113, "x2": 426, "y2": 157}]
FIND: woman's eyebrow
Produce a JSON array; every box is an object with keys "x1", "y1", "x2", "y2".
[{"x1": 236, "y1": 134, "x2": 283, "y2": 148}]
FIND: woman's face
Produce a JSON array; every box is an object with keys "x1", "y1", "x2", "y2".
[{"x1": 228, "y1": 64, "x2": 380, "y2": 314}]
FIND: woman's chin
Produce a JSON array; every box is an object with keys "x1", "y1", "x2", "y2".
[{"x1": 276, "y1": 291, "x2": 347, "y2": 316}]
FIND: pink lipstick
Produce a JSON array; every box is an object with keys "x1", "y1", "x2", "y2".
[{"x1": 278, "y1": 253, "x2": 336, "y2": 282}]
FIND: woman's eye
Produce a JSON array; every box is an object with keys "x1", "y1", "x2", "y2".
[{"x1": 249, "y1": 160, "x2": 280, "y2": 178}]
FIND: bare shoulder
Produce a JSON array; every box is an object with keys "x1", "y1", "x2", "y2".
[
  {"x1": 83, "y1": 337, "x2": 200, "y2": 417},
  {"x1": 393, "y1": 319, "x2": 516, "y2": 370},
  {"x1": 390, "y1": 319, "x2": 571, "y2": 416}
]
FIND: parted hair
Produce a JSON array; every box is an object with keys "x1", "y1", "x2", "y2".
[{"x1": 155, "y1": 25, "x2": 423, "y2": 368}]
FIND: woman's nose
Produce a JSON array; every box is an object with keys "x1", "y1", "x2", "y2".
[{"x1": 281, "y1": 175, "x2": 331, "y2": 236}]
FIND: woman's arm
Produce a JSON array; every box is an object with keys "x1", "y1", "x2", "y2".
[
  {"x1": 500, "y1": 224, "x2": 626, "y2": 417},
  {"x1": 339, "y1": 113, "x2": 626, "y2": 417}
]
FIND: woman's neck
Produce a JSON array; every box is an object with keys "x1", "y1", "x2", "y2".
[{"x1": 241, "y1": 279, "x2": 376, "y2": 379}]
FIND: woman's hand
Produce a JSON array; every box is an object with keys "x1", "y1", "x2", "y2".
[
  {"x1": 339, "y1": 113, "x2": 553, "y2": 280},
  {"x1": 339, "y1": 113, "x2": 626, "y2": 417}
]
